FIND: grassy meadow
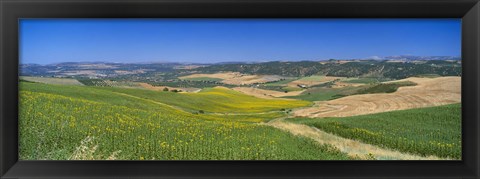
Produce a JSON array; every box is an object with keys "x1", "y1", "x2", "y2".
[
  {"x1": 182, "y1": 77, "x2": 224, "y2": 82},
  {"x1": 19, "y1": 75, "x2": 461, "y2": 160},
  {"x1": 287, "y1": 104, "x2": 462, "y2": 159},
  {"x1": 18, "y1": 19, "x2": 463, "y2": 161},
  {"x1": 19, "y1": 82, "x2": 349, "y2": 160}
]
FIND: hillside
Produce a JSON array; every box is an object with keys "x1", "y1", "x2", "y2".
[
  {"x1": 191, "y1": 60, "x2": 461, "y2": 79},
  {"x1": 19, "y1": 82, "x2": 347, "y2": 160},
  {"x1": 293, "y1": 77, "x2": 461, "y2": 118},
  {"x1": 287, "y1": 103, "x2": 461, "y2": 159}
]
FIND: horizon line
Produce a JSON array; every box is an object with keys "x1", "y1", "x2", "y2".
[{"x1": 20, "y1": 55, "x2": 462, "y2": 65}]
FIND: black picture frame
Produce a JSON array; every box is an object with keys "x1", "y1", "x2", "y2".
[{"x1": 1, "y1": 0, "x2": 479, "y2": 178}]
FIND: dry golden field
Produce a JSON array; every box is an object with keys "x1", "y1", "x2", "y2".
[{"x1": 293, "y1": 77, "x2": 461, "y2": 118}]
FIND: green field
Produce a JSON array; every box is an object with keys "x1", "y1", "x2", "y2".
[
  {"x1": 21, "y1": 82, "x2": 311, "y2": 114},
  {"x1": 415, "y1": 74, "x2": 442, "y2": 78},
  {"x1": 285, "y1": 85, "x2": 365, "y2": 101},
  {"x1": 263, "y1": 78, "x2": 298, "y2": 86},
  {"x1": 78, "y1": 79, "x2": 142, "y2": 88},
  {"x1": 285, "y1": 81, "x2": 416, "y2": 102},
  {"x1": 21, "y1": 76, "x2": 84, "y2": 86},
  {"x1": 296, "y1": 75, "x2": 325, "y2": 81},
  {"x1": 287, "y1": 104, "x2": 461, "y2": 159},
  {"x1": 106, "y1": 86, "x2": 312, "y2": 113},
  {"x1": 285, "y1": 89, "x2": 340, "y2": 101},
  {"x1": 342, "y1": 77, "x2": 392, "y2": 84},
  {"x1": 181, "y1": 77, "x2": 224, "y2": 82},
  {"x1": 282, "y1": 86, "x2": 303, "y2": 92},
  {"x1": 353, "y1": 81, "x2": 416, "y2": 94},
  {"x1": 19, "y1": 82, "x2": 349, "y2": 160}
]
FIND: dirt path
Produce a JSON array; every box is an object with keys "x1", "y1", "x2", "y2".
[
  {"x1": 266, "y1": 118, "x2": 445, "y2": 160},
  {"x1": 294, "y1": 77, "x2": 461, "y2": 118}
]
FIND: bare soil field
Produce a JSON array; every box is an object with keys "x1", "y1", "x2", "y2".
[
  {"x1": 179, "y1": 72, "x2": 283, "y2": 85},
  {"x1": 287, "y1": 76, "x2": 345, "y2": 88},
  {"x1": 232, "y1": 87, "x2": 304, "y2": 99},
  {"x1": 294, "y1": 76, "x2": 461, "y2": 118},
  {"x1": 139, "y1": 83, "x2": 201, "y2": 93}
]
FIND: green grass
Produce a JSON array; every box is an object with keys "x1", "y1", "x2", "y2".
[
  {"x1": 415, "y1": 74, "x2": 442, "y2": 78},
  {"x1": 297, "y1": 75, "x2": 325, "y2": 82},
  {"x1": 287, "y1": 103, "x2": 461, "y2": 159},
  {"x1": 354, "y1": 81, "x2": 416, "y2": 94},
  {"x1": 150, "y1": 81, "x2": 236, "y2": 89},
  {"x1": 342, "y1": 77, "x2": 391, "y2": 84},
  {"x1": 182, "y1": 77, "x2": 223, "y2": 82},
  {"x1": 21, "y1": 76, "x2": 84, "y2": 86},
  {"x1": 285, "y1": 85, "x2": 365, "y2": 102},
  {"x1": 107, "y1": 86, "x2": 312, "y2": 113},
  {"x1": 19, "y1": 82, "x2": 349, "y2": 160},
  {"x1": 78, "y1": 79, "x2": 111, "y2": 87},
  {"x1": 21, "y1": 82, "x2": 311, "y2": 114},
  {"x1": 263, "y1": 78, "x2": 298, "y2": 86},
  {"x1": 285, "y1": 90, "x2": 339, "y2": 101},
  {"x1": 286, "y1": 81, "x2": 416, "y2": 102},
  {"x1": 282, "y1": 86, "x2": 303, "y2": 92}
]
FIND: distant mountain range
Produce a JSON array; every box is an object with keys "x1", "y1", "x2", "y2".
[
  {"x1": 20, "y1": 56, "x2": 461, "y2": 80},
  {"x1": 192, "y1": 59, "x2": 461, "y2": 79},
  {"x1": 365, "y1": 55, "x2": 460, "y2": 61},
  {"x1": 21, "y1": 55, "x2": 461, "y2": 67}
]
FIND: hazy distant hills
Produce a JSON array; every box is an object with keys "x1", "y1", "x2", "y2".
[
  {"x1": 20, "y1": 56, "x2": 461, "y2": 80},
  {"x1": 20, "y1": 62, "x2": 179, "y2": 78},
  {"x1": 376, "y1": 55, "x2": 460, "y2": 61},
  {"x1": 193, "y1": 60, "x2": 461, "y2": 79}
]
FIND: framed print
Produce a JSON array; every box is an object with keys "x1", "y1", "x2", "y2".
[{"x1": 1, "y1": 0, "x2": 479, "y2": 178}]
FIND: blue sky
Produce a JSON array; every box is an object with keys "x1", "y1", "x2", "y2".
[{"x1": 20, "y1": 19, "x2": 461, "y2": 64}]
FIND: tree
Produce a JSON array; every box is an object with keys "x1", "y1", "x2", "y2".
[{"x1": 163, "y1": 87, "x2": 169, "y2": 91}]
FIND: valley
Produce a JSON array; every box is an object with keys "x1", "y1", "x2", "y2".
[{"x1": 19, "y1": 58, "x2": 462, "y2": 160}]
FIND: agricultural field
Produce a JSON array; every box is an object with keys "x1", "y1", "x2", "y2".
[
  {"x1": 263, "y1": 78, "x2": 299, "y2": 86},
  {"x1": 104, "y1": 86, "x2": 312, "y2": 113},
  {"x1": 232, "y1": 87, "x2": 304, "y2": 99},
  {"x1": 341, "y1": 77, "x2": 392, "y2": 84},
  {"x1": 77, "y1": 79, "x2": 143, "y2": 88},
  {"x1": 179, "y1": 72, "x2": 282, "y2": 85},
  {"x1": 21, "y1": 76, "x2": 84, "y2": 86},
  {"x1": 182, "y1": 77, "x2": 223, "y2": 82},
  {"x1": 294, "y1": 77, "x2": 461, "y2": 118},
  {"x1": 287, "y1": 76, "x2": 345, "y2": 88},
  {"x1": 20, "y1": 82, "x2": 350, "y2": 160},
  {"x1": 285, "y1": 88, "x2": 343, "y2": 101},
  {"x1": 19, "y1": 62, "x2": 462, "y2": 161},
  {"x1": 353, "y1": 81, "x2": 417, "y2": 95},
  {"x1": 18, "y1": 18, "x2": 463, "y2": 161},
  {"x1": 287, "y1": 103, "x2": 461, "y2": 159},
  {"x1": 284, "y1": 81, "x2": 415, "y2": 102}
]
